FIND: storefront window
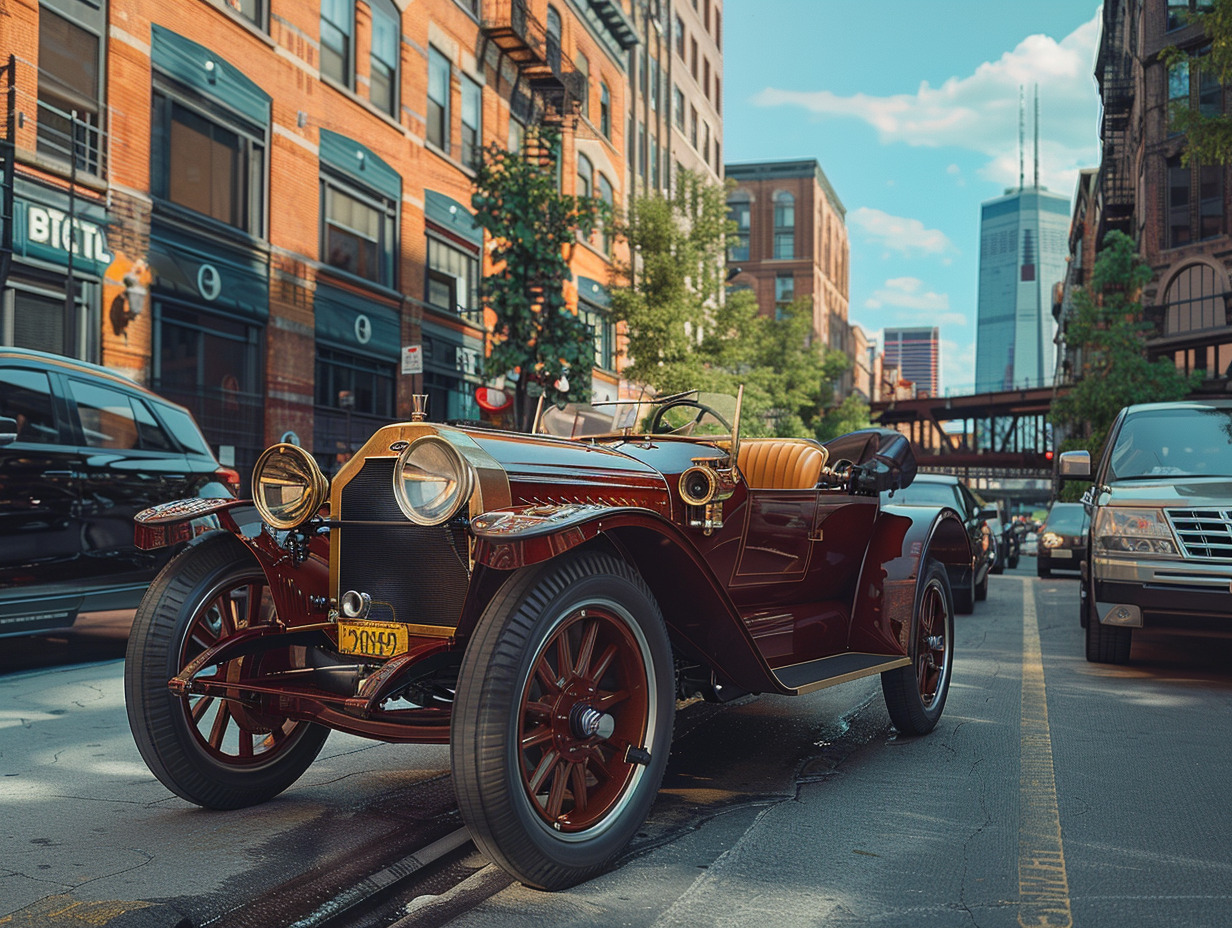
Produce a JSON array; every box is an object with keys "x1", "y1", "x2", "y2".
[{"x1": 321, "y1": 179, "x2": 397, "y2": 287}]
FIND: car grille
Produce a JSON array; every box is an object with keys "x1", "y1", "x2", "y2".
[
  {"x1": 337, "y1": 459, "x2": 471, "y2": 628},
  {"x1": 1165, "y1": 509, "x2": 1232, "y2": 560}
]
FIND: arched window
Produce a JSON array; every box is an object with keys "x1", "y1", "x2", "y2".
[
  {"x1": 546, "y1": 6, "x2": 562, "y2": 73},
  {"x1": 773, "y1": 191, "x2": 795, "y2": 259},
  {"x1": 599, "y1": 82, "x2": 611, "y2": 138},
  {"x1": 727, "y1": 191, "x2": 750, "y2": 261},
  {"x1": 369, "y1": 0, "x2": 399, "y2": 116},
  {"x1": 577, "y1": 153, "x2": 593, "y2": 198},
  {"x1": 1165, "y1": 263, "x2": 1227, "y2": 334}
]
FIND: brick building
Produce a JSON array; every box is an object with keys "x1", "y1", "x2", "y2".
[
  {"x1": 0, "y1": 0, "x2": 639, "y2": 485},
  {"x1": 1083, "y1": 0, "x2": 1232, "y2": 386},
  {"x1": 723, "y1": 159, "x2": 853, "y2": 383}
]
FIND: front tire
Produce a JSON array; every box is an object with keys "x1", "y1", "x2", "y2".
[
  {"x1": 124, "y1": 534, "x2": 329, "y2": 809},
  {"x1": 882, "y1": 559, "x2": 954, "y2": 735},
  {"x1": 451, "y1": 551, "x2": 674, "y2": 891}
]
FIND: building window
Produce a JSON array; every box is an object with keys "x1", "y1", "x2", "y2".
[
  {"x1": 154, "y1": 89, "x2": 265, "y2": 234},
  {"x1": 224, "y1": 0, "x2": 265, "y2": 26},
  {"x1": 773, "y1": 191, "x2": 795, "y2": 259},
  {"x1": 426, "y1": 234, "x2": 480, "y2": 318},
  {"x1": 1169, "y1": 49, "x2": 1222, "y2": 135},
  {"x1": 674, "y1": 86, "x2": 685, "y2": 130},
  {"x1": 508, "y1": 115, "x2": 524, "y2": 153},
  {"x1": 775, "y1": 273, "x2": 794, "y2": 318},
  {"x1": 546, "y1": 5, "x2": 563, "y2": 74},
  {"x1": 651, "y1": 136, "x2": 660, "y2": 189},
  {"x1": 690, "y1": 38, "x2": 698, "y2": 80},
  {"x1": 638, "y1": 123, "x2": 646, "y2": 177},
  {"x1": 577, "y1": 153, "x2": 593, "y2": 197},
  {"x1": 715, "y1": 9, "x2": 721, "y2": 49},
  {"x1": 427, "y1": 46, "x2": 450, "y2": 152},
  {"x1": 315, "y1": 346, "x2": 395, "y2": 419},
  {"x1": 598, "y1": 172, "x2": 614, "y2": 254},
  {"x1": 600, "y1": 82, "x2": 611, "y2": 137},
  {"x1": 728, "y1": 194, "x2": 750, "y2": 261},
  {"x1": 689, "y1": 106, "x2": 698, "y2": 149},
  {"x1": 715, "y1": 77, "x2": 721, "y2": 114},
  {"x1": 702, "y1": 122, "x2": 710, "y2": 163},
  {"x1": 37, "y1": 8, "x2": 103, "y2": 176},
  {"x1": 650, "y1": 57, "x2": 660, "y2": 111},
  {"x1": 1167, "y1": 155, "x2": 1224, "y2": 247},
  {"x1": 1168, "y1": 0, "x2": 1214, "y2": 31},
  {"x1": 703, "y1": 58, "x2": 710, "y2": 100},
  {"x1": 576, "y1": 51, "x2": 589, "y2": 119},
  {"x1": 369, "y1": 0, "x2": 399, "y2": 116},
  {"x1": 320, "y1": 0, "x2": 353, "y2": 86},
  {"x1": 461, "y1": 76, "x2": 482, "y2": 170},
  {"x1": 675, "y1": 15, "x2": 685, "y2": 57},
  {"x1": 1164, "y1": 263, "x2": 1226, "y2": 334},
  {"x1": 321, "y1": 175, "x2": 397, "y2": 287},
  {"x1": 579, "y1": 300, "x2": 615, "y2": 370}
]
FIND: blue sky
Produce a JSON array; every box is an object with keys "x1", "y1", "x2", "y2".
[{"x1": 722, "y1": 1, "x2": 1103, "y2": 393}]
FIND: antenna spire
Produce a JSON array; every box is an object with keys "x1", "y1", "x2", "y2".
[
  {"x1": 1034, "y1": 84, "x2": 1040, "y2": 189},
  {"x1": 1018, "y1": 85, "x2": 1025, "y2": 191}
]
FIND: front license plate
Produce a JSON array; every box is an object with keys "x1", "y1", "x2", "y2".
[
  {"x1": 1050, "y1": 549, "x2": 1073, "y2": 559},
  {"x1": 337, "y1": 620, "x2": 409, "y2": 658}
]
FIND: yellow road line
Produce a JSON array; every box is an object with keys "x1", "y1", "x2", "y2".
[{"x1": 1019, "y1": 578, "x2": 1073, "y2": 928}]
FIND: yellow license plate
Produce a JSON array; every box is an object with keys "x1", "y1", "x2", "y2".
[{"x1": 337, "y1": 620, "x2": 409, "y2": 658}]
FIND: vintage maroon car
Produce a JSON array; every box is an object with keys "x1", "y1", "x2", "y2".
[{"x1": 125, "y1": 390, "x2": 971, "y2": 890}]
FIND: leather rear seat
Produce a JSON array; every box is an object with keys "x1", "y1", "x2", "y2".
[{"x1": 737, "y1": 440, "x2": 827, "y2": 490}]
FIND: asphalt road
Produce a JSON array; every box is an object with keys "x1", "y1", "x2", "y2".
[{"x1": 3, "y1": 560, "x2": 1232, "y2": 927}]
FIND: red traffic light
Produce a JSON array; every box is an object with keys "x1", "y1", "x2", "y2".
[{"x1": 1045, "y1": 450, "x2": 1054, "y2": 461}]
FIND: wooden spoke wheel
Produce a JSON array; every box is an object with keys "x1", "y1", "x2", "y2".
[{"x1": 882, "y1": 559, "x2": 954, "y2": 736}]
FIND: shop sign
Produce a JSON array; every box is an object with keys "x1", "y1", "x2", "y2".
[
  {"x1": 401, "y1": 344, "x2": 423, "y2": 375},
  {"x1": 22, "y1": 203, "x2": 112, "y2": 271}
]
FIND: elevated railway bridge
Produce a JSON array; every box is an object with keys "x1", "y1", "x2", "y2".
[{"x1": 870, "y1": 384, "x2": 1069, "y2": 512}]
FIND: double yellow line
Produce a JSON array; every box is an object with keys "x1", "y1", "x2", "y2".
[{"x1": 1018, "y1": 579, "x2": 1073, "y2": 928}]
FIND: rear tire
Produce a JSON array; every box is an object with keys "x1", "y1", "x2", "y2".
[
  {"x1": 882, "y1": 559, "x2": 954, "y2": 735},
  {"x1": 953, "y1": 570, "x2": 975, "y2": 615},
  {"x1": 124, "y1": 534, "x2": 329, "y2": 809},
  {"x1": 974, "y1": 570, "x2": 989, "y2": 601},
  {"x1": 451, "y1": 551, "x2": 674, "y2": 890}
]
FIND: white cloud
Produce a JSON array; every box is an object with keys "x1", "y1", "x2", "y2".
[
  {"x1": 850, "y1": 207, "x2": 954, "y2": 257},
  {"x1": 940, "y1": 338, "x2": 977, "y2": 395},
  {"x1": 864, "y1": 277, "x2": 951, "y2": 313},
  {"x1": 752, "y1": 12, "x2": 1101, "y2": 192}
]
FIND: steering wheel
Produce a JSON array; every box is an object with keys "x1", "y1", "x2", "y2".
[{"x1": 648, "y1": 399, "x2": 732, "y2": 436}]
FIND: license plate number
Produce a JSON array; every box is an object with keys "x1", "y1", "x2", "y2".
[
  {"x1": 337, "y1": 620, "x2": 409, "y2": 658},
  {"x1": 1050, "y1": 549, "x2": 1073, "y2": 559}
]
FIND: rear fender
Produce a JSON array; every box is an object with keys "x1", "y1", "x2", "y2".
[
  {"x1": 463, "y1": 504, "x2": 791, "y2": 695},
  {"x1": 848, "y1": 506, "x2": 971, "y2": 655}
]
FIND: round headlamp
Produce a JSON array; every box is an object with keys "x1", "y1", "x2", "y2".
[
  {"x1": 252, "y1": 443, "x2": 328, "y2": 529},
  {"x1": 393, "y1": 436, "x2": 475, "y2": 526},
  {"x1": 679, "y1": 466, "x2": 718, "y2": 506}
]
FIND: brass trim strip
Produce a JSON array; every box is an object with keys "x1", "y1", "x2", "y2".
[{"x1": 773, "y1": 654, "x2": 911, "y2": 695}]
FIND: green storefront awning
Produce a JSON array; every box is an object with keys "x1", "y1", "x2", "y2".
[
  {"x1": 148, "y1": 221, "x2": 269, "y2": 321},
  {"x1": 315, "y1": 284, "x2": 401, "y2": 362},
  {"x1": 425, "y1": 190, "x2": 483, "y2": 247},
  {"x1": 151, "y1": 25, "x2": 271, "y2": 125},
  {"x1": 319, "y1": 129, "x2": 401, "y2": 202}
]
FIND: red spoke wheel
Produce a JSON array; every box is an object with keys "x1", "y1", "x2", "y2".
[
  {"x1": 881, "y1": 559, "x2": 954, "y2": 735},
  {"x1": 452, "y1": 551, "x2": 674, "y2": 891},
  {"x1": 125, "y1": 534, "x2": 328, "y2": 809}
]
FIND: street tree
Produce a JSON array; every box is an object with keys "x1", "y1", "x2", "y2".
[
  {"x1": 611, "y1": 170, "x2": 847, "y2": 437},
  {"x1": 1051, "y1": 230, "x2": 1199, "y2": 490},
  {"x1": 1161, "y1": 0, "x2": 1232, "y2": 165},
  {"x1": 817, "y1": 392, "x2": 872, "y2": 442},
  {"x1": 471, "y1": 126, "x2": 607, "y2": 430}
]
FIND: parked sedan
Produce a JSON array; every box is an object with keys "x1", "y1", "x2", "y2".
[
  {"x1": 1060, "y1": 399, "x2": 1232, "y2": 664},
  {"x1": 0, "y1": 348, "x2": 237, "y2": 637},
  {"x1": 1036, "y1": 502, "x2": 1087, "y2": 578},
  {"x1": 881, "y1": 473, "x2": 997, "y2": 613}
]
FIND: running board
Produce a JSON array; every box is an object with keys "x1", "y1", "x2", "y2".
[{"x1": 771, "y1": 652, "x2": 910, "y2": 695}]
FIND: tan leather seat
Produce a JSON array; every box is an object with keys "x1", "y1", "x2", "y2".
[{"x1": 737, "y1": 440, "x2": 827, "y2": 490}]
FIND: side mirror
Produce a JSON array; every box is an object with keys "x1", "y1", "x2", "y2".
[
  {"x1": 0, "y1": 416, "x2": 16, "y2": 446},
  {"x1": 977, "y1": 506, "x2": 999, "y2": 521},
  {"x1": 1058, "y1": 450, "x2": 1091, "y2": 480}
]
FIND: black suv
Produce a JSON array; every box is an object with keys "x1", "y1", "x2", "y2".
[{"x1": 0, "y1": 348, "x2": 237, "y2": 637}]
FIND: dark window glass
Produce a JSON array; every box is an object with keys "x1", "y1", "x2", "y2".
[
  {"x1": 774, "y1": 273, "x2": 794, "y2": 319},
  {"x1": 154, "y1": 403, "x2": 213, "y2": 456},
  {"x1": 576, "y1": 52, "x2": 590, "y2": 119},
  {"x1": 675, "y1": 15, "x2": 685, "y2": 56},
  {"x1": 322, "y1": 181, "x2": 396, "y2": 287},
  {"x1": 674, "y1": 86, "x2": 685, "y2": 130},
  {"x1": 579, "y1": 301, "x2": 614, "y2": 370},
  {"x1": 315, "y1": 347, "x2": 395, "y2": 417},
  {"x1": 577, "y1": 153, "x2": 593, "y2": 197},
  {"x1": 1169, "y1": 0, "x2": 1214, "y2": 31},
  {"x1": 600, "y1": 82, "x2": 611, "y2": 138},
  {"x1": 461, "y1": 76, "x2": 482, "y2": 170},
  {"x1": 728, "y1": 197, "x2": 750, "y2": 261},
  {"x1": 428, "y1": 46, "x2": 450, "y2": 152},
  {"x1": 158, "y1": 93, "x2": 264, "y2": 234},
  {"x1": 37, "y1": 9, "x2": 102, "y2": 175},
  {"x1": 1199, "y1": 164, "x2": 1223, "y2": 239},
  {"x1": 321, "y1": 0, "x2": 353, "y2": 85},
  {"x1": 0, "y1": 369, "x2": 58, "y2": 444},
  {"x1": 1169, "y1": 157, "x2": 1191, "y2": 247},
  {"x1": 1110, "y1": 406, "x2": 1232, "y2": 480},
  {"x1": 546, "y1": 6, "x2": 562, "y2": 74},
  {"x1": 68, "y1": 379, "x2": 143, "y2": 450},
  {"x1": 774, "y1": 191, "x2": 795, "y2": 259},
  {"x1": 369, "y1": 0, "x2": 399, "y2": 116},
  {"x1": 426, "y1": 234, "x2": 480, "y2": 319},
  {"x1": 229, "y1": 0, "x2": 265, "y2": 26}
]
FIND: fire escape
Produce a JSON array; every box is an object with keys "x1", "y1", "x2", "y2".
[
  {"x1": 1096, "y1": 0, "x2": 1135, "y2": 239},
  {"x1": 0, "y1": 56, "x2": 16, "y2": 293},
  {"x1": 481, "y1": 0, "x2": 587, "y2": 161}
]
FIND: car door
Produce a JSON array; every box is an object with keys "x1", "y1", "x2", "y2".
[
  {"x1": 0, "y1": 365, "x2": 84, "y2": 593},
  {"x1": 63, "y1": 375, "x2": 192, "y2": 582}
]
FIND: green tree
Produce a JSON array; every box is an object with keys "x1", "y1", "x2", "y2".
[
  {"x1": 1051, "y1": 230, "x2": 1199, "y2": 489},
  {"x1": 471, "y1": 127, "x2": 607, "y2": 429},
  {"x1": 611, "y1": 170, "x2": 846, "y2": 438},
  {"x1": 1161, "y1": 0, "x2": 1232, "y2": 165},
  {"x1": 816, "y1": 393, "x2": 872, "y2": 442}
]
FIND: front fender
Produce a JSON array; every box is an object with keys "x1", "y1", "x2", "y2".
[
  {"x1": 463, "y1": 503, "x2": 792, "y2": 696},
  {"x1": 848, "y1": 505, "x2": 972, "y2": 655}
]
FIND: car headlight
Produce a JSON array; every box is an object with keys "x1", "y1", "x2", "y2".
[
  {"x1": 252, "y1": 443, "x2": 329, "y2": 529},
  {"x1": 1040, "y1": 532, "x2": 1062, "y2": 549},
  {"x1": 393, "y1": 436, "x2": 475, "y2": 525},
  {"x1": 1093, "y1": 507, "x2": 1178, "y2": 556}
]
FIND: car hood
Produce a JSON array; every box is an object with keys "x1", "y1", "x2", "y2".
[{"x1": 1102, "y1": 477, "x2": 1232, "y2": 509}]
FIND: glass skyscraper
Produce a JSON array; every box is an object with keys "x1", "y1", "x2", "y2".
[
  {"x1": 975, "y1": 187, "x2": 1071, "y2": 392},
  {"x1": 884, "y1": 326, "x2": 940, "y2": 397}
]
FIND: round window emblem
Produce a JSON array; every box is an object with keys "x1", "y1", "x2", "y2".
[
  {"x1": 354, "y1": 314, "x2": 372, "y2": 344},
  {"x1": 197, "y1": 264, "x2": 222, "y2": 301}
]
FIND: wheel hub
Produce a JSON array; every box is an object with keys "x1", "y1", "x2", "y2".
[{"x1": 570, "y1": 703, "x2": 615, "y2": 740}]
